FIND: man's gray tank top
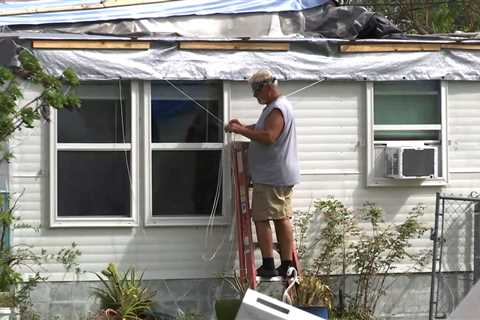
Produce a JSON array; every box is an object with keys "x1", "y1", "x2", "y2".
[{"x1": 248, "y1": 95, "x2": 300, "y2": 186}]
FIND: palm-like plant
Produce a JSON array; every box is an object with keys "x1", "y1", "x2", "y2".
[{"x1": 92, "y1": 263, "x2": 155, "y2": 320}]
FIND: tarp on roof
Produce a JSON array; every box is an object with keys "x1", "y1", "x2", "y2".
[
  {"x1": 1, "y1": 0, "x2": 400, "y2": 40},
  {"x1": 0, "y1": 0, "x2": 331, "y2": 26},
  {"x1": 30, "y1": 40, "x2": 480, "y2": 81}
]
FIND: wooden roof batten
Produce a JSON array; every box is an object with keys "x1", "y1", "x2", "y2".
[
  {"x1": 341, "y1": 42, "x2": 480, "y2": 53},
  {"x1": 29, "y1": 39, "x2": 289, "y2": 51},
  {"x1": 31, "y1": 39, "x2": 151, "y2": 50}
]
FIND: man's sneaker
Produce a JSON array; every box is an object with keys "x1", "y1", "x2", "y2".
[
  {"x1": 276, "y1": 265, "x2": 295, "y2": 278},
  {"x1": 276, "y1": 265, "x2": 287, "y2": 278},
  {"x1": 256, "y1": 265, "x2": 279, "y2": 278}
]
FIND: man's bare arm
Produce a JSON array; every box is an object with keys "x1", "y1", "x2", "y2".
[{"x1": 225, "y1": 109, "x2": 284, "y2": 145}]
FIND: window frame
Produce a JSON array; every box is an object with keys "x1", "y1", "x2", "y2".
[
  {"x1": 366, "y1": 81, "x2": 448, "y2": 187},
  {"x1": 143, "y1": 80, "x2": 231, "y2": 226},
  {"x1": 49, "y1": 81, "x2": 139, "y2": 227}
]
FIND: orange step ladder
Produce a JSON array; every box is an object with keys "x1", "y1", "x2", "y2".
[{"x1": 232, "y1": 141, "x2": 301, "y2": 289}]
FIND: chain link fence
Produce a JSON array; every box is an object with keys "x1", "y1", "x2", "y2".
[{"x1": 429, "y1": 192, "x2": 480, "y2": 320}]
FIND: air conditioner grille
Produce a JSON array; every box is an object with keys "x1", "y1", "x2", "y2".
[{"x1": 403, "y1": 149, "x2": 435, "y2": 177}]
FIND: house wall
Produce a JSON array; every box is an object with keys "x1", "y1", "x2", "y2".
[
  {"x1": 6, "y1": 79, "x2": 480, "y2": 319},
  {"x1": 230, "y1": 80, "x2": 480, "y2": 272},
  {"x1": 8, "y1": 80, "x2": 233, "y2": 282}
]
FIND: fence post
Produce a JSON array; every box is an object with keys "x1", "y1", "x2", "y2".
[{"x1": 429, "y1": 192, "x2": 441, "y2": 320}]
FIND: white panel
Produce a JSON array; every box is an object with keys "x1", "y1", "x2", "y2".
[
  {"x1": 8, "y1": 79, "x2": 480, "y2": 281},
  {"x1": 448, "y1": 82, "x2": 480, "y2": 172},
  {"x1": 10, "y1": 176, "x2": 234, "y2": 280},
  {"x1": 231, "y1": 81, "x2": 364, "y2": 175},
  {"x1": 292, "y1": 172, "x2": 480, "y2": 272},
  {"x1": 9, "y1": 81, "x2": 45, "y2": 178}
]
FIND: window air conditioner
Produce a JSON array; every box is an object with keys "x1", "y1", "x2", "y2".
[{"x1": 385, "y1": 146, "x2": 438, "y2": 179}]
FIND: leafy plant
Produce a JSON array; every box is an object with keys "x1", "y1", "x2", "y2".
[
  {"x1": 0, "y1": 48, "x2": 80, "y2": 162},
  {"x1": 337, "y1": 0, "x2": 480, "y2": 34},
  {"x1": 92, "y1": 263, "x2": 155, "y2": 320},
  {"x1": 0, "y1": 193, "x2": 82, "y2": 317},
  {"x1": 0, "y1": 45, "x2": 81, "y2": 318},
  {"x1": 295, "y1": 197, "x2": 429, "y2": 318},
  {"x1": 291, "y1": 273, "x2": 332, "y2": 309}
]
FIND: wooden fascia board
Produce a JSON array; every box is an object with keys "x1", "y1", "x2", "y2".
[
  {"x1": 178, "y1": 41, "x2": 290, "y2": 51},
  {"x1": 0, "y1": 0, "x2": 181, "y2": 17},
  {"x1": 441, "y1": 43, "x2": 480, "y2": 50},
  {"x1": 32, "y1": 40, "x2": 151, "y2": 50},
  {"x1": 341, "y1": 42, "x2": 480, "y2": 53},
  {"x1": 341, "y1": 43, "x2": 441, "y2": 53}
]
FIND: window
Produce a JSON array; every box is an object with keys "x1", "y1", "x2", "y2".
[
  {"x1": 144, "y1": 81, "x2": 228, "y2": 225},
  {"x1": 366, "y1": 81, "x2": 447, "y2": 186},
  {"x1": 50, "y1": 81, "x2": 138, "y2": 227}
]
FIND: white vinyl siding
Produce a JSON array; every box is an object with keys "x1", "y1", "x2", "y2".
[
  {"x1": 7, "y1": 80, "x2": 480, "y2": 280},
  {"x1": 448, "y1": 82, "x2": 480, "y2": 173}
]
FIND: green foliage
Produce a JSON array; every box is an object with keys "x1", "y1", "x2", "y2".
[
  {"x1": 0, "y1": 193, "x2": 82, "y2": 317},
  {"x1": 338, "y1": 0, "x2": 480, "y2": 34},
  {"x1": 330, "y1": 308, "x2": 374, "y2": 320},
  {"x1": 0, "y1": 34, "x2": 82, "y2": 319},
  {"x1": 0, "y1": 48, "x2": 80, "y2": 162},
  {"x1": 295, "y1": 197, "x2": 429, "y2": 318},
  {"x1": 92, "y1": 263, "x2": 155, "y2": 320}
]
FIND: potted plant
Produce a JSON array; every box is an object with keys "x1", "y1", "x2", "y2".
[
  {"x1": 215, "y1": 271, "x2": 249, "y2": 320},
  {"x1": 290, "y1": 273, "x2": 332, "y2": 319},
  {"x1": 91, "y1": 263, "x2": 155, "y2": 320}
]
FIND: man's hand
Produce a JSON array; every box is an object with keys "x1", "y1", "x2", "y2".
[
  {"x1": 224, "y1": 111, "x2": 283, "y2": 145},
  {"x1": 225, "y1": 119, "x2": 244, "y2": 133}
]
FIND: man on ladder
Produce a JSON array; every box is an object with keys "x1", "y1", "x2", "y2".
[{"x1": 226, "y1": 69, "x2": 300, "y2": 279}]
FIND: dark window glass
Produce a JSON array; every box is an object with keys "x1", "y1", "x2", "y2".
[
  {"x1": 58, "y1": 82, "x2": 131, "y2": 143},
  {"x1": 58, "y1": 151, "x2": 131, "y2": 217},
  {"x1": 151, "y1": 81, "x2": 223, "y2": 143},
  {"x1": 152, "y1": 150, "x2": 222, "y2": 216},
  {"x1": 374, "y1": 130, "x2": 440, "y2": 141}
]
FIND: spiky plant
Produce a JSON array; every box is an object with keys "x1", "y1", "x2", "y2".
[{"x1": 92, "y1": 263, "x2": 155, "y2": 320}]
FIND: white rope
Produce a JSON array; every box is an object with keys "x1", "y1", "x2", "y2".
[
  {"x1": 282, "y1": 267, "x2": 300, "y2": 305},
  {"x1": 118, "y1": 80, "x2": 133, "y2": 191},
  {"x1": 286, "y1": 78, "x2": 326, "y2": 98},
  {"x1": 164, "y1": 79, "x2": 224, "y2": 126},
  {"x1": 201, "y1": 150, "x2": 225, "y2": 262}
]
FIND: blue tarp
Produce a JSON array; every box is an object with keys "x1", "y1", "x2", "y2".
[{"x1": 0, "y1": 0, "x2": 331, "y2": 26}]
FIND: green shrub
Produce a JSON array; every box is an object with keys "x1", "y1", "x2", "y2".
[{"x1": 295, "y1": 198, "x2": 429, "y2": 318}]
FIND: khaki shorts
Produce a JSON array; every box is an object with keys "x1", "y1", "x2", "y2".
[{"x1": 251, "y1": 183, "x2": 293, "y2": 222}]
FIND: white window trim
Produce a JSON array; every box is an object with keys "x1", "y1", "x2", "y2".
[
  {"x1": 366, "y1": 81, "x2": 448, "y2": 187},
  {"x1": 49, "y1": 81, "x2": 140, "y2": 227},
  {"x1": 144, "y1": 80, "x2": 231, "y2": 226}
]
